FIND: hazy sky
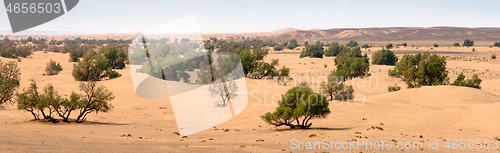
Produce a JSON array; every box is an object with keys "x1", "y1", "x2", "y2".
[{"x1": 1, "y1": 0, "x2": 499, "y2": 34}]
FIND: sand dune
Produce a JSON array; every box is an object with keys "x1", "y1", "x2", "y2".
[{"x1": 0, "y1": 50, "x2": 499, "y2": 152}]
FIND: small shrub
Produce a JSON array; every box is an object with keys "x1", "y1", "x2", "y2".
[
  {"x1": 491, "y1": 54, "x2": 496, "y2": 59},
  {"x1": 17, "y1": 58, "x2": 21, "y2": 62},
  {"x1": 45, "y1": 59, "x2": 63, "y2": 76},
  {"x1": 453, "y1": 43, "x2": 460, "y2": 46},
  {"x1": 451, "y1": 73, "x2": 481, "y2": 89},
  {"x1": 401, "y1": 43, "x2": 407, "y2": 46},
  {"x1": 70, "y1": 56, "x2": 79, "y2": 62},
  {"x1": 433, "y1": 44, "x2": 439, "y2": 47},
  {"x1": 321, "y1": 70, "x2": 354, "y2": 101},
  {"x1": 362, "y1": 44, "x2": 369, "y2": 48},
  {"x1": 472, "y1": 48, "x2": 475, "y2": 51},
  {"x1": 386, "y1": 43, "x2": 393, "y2": 49},
  {"x1": 387, "y1": 84, "x2": 401, "y2": 92}
]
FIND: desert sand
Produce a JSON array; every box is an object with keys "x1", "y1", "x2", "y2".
[{"x1": 1, "y1": 46, "x2": 500, "y2": 152}]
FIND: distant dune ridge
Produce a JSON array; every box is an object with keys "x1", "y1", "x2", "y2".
[{"x1": 269, "y1": 27, "x2": 500, "y2": 42}]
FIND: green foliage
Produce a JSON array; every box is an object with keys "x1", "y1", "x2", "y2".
[
  {"x1": 346, "y1": 40, "x2": 358, "y2": 47},
  {"x1": 45, "y1": 59, "x2": 63, "y2": 76},
  {"x1": 334, "y1": 46, "x2": 370, "y2": 80},
  {"x1": 494, "y1": 41, "x2": 500, "y2": 47},
  {"x1": 70, "y1": 56, "x2": 79, "y2": 62},
  {"x1": 388, "y1": 51, "x2": 449, "y2": 88},
  {"x1": 386, "y1": 43, "x2": 393, "y2": 49},
  {"x1": 0, "y1": 61, "x2": 20, "y2": 105},
  {"x1": 324, "y1": 42, "x2": 344, "y2": 57},
  {"x1": 371, "y1": 49, "x2": 398, "y2": 65},
  {"x1": 453, "y1": 43, "x2": 460, "y2": 46},
  {"x1": 102, "y1": 47, "x2": 127, "y2": 69},
  {"x1": 75, "y1": 82, "x2": 115, "y2": 123},
  {"x1": 433, "y1": 44, "x2": 439, "y2": 47},
  {"x1": 300, "y1": 45, "x2": 323, "y2": 58},
  {"x1": 72, "y1": 51, "x2": 119, "y2": 81},
  {"x1": 274, "y1": 44, "x2": 285, "y2": 51},
  {"x1": 260, "y1": 84, "x2": 330, "y2": 129},
  {"x1": 463, "y1": 39, "x2": 474, "y2": 47},
  {"x1": 451, "y1": 73, "x2": 481, "y2": 89},
  {"x1": 362, "y1": 44, "x2": 370, "y2": 49},
  {"x1": 321, "y1": 70, "x2": 354, "y2": 101},
  {"x1": 387, "y1": 84, "x2": 401, "y2": 92},
  {"x1": 401, "y1": 43, "x2": 407, "y2": 46},
  {"x1": 287, "y1": 39, "x2": 298, "y2": 50},
  {"x1": 472, "y1": 48, "x2": 475, "y2": 51}
]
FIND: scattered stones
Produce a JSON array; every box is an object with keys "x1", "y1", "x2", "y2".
[
  {"x1": 363, "y1": 118, "x2": 367, "y2": 120},
  {"x1": 172, "y1": 132, "x2": 180, "y2": 136},
  {"x1": 156, "y1": 129, "x2": 163, "y2": 131},
  {"x1": 367, "y1": 126, "x2": 383, "y2": 131},
  {"x1": 380, "y1": 123, "x2": 384, "y2": 125},
  {"x1": 280, "y1": 148, "x2": 286, "y2": 151},
  {"x1": 182, "y1": 136, "x2": 188, "y2": 139},
  {"x1": 355, "y1": 132, "x2": 361, "y2": 134},
  {"x1": 209, "y1": 138, "x2": 214, "y2": 141},
  {"x1": 309, "y1": 134, "x2": 317, "y2": 138},
  {"x1": 121, "y1": 134, "x2": 132, "y2": 137},
  {"x1": 234, "y1": 129, "x2": 240, "y2": 132},
  {"x1": 239, "y1": 145, "x2": 246, "y2": 149},
  {"x1": 256, "y1": 139, "x2": 264, "y2": 142},
  {"x1": 159, "y1": 107, "x2": 167, "y2": 109},
  {"x1": 200, "y1": 140, "x2": 207, "y2": 143},
  {"x1": 223, "y1": 129, "x2": 230, "y2": 132}
]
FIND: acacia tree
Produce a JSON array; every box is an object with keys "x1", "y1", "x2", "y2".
[
  {"x1": 321, "y1": 70, "x2": 354, "y2": 101},
  {"x1": 75, "y1": 82, "x2": 114, "y2": 123},
  {"x1": 371, "y1": 49, "x2": 398, "y2": 65},
  {"x1": 45, "y1": 59, "x2": 63, "y2": 75},
  {"x1": 261, "y1": 84, "x2": 330, "y2": 129},
  {"x1": 388, "y1": 51, "x2": 449, "y2": 88},
  {"x1": 334, "y1": 46, "x2": 370, "y2": 80},
  {"x1": 0, "y1": 61, "x2": 20, "y2": 105}
]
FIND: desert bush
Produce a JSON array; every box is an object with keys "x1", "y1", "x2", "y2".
[
  {"x1": 324, "y1": 42, "x2": 343, "y2": 57},
  {"x1": 334, "y1": 46, "x2": 370, "y2": 80},
  {"x1": 463, "y1": 39, "x2": 474, "y2": 47},
  {"x1": 401, "y1": 43, "x2": 407, "y2": 46},
  {"x1": 17, "y1": 82, "x2": 114, "y2": 122},
  {"x1": 287, "y1": 39, "x2": 298, "y2": 50},
  {"x1": 72, "y1": 51, "x2": 119, "y2": 81},
  {"x1": 387, "y1": 84, "x2": 401, "y2": 92},
  {"x1": 453, "y1": 43, "x2": 460, "y2": 46},
  {"x1": 45, "y1": 59, "x2": 63, "y2": 76},
  {"x1": 451, "y1": 73, "x2": 481, "y2": 89},
  {"x1": 346, "y1": 40, "x2": 358, "y2": 47},
  {"x1": 386, "y1": 43, "x2": 393, "y2": 49},
  {"x1": 362, "y1": 44, "x2": 369, "y2": 49},
  {"x1": 472, "y1": 48, "x2": 475, "y2": 51},
  {"x1": 74, "y1": 82, "x2": 115, "y2": 123},
  {"x1": 274, "y1": 45, "x2": 285, "y2": 51},
  {"x1": 388, "y1": 51, "x2": 448, "y2": 88},
  {"x1": 16, "y1": 45, "x2": 32, "y2": 58},
  {"x1": 260, "y1": 83, "x2": 330, "y2": 129},
  {"x1": 102, "y1": 47, "x2": 127, "y2": 69},
  {"x1": 300, "y1": 45, "x2": 323, "y2": 58},
  {"x1": 321, "y1": 70, "x2": 354, "y2": 100},
  {"x1": 371, "y1": 49, "x2": 398, "y2": 65},
  {"x1": 492, "y1": 54, "x2": 497, "y2": 59},
  {"x1": 433, "y1": 44, "x2": 439, "y2": 47},
  {"x1": 0, "y1": 61, "x2": 20, "y2": 105}
]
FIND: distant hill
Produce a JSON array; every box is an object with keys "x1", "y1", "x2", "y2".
[{"x1": 267, "y1": 27, "x2": 500, "y2": 42}]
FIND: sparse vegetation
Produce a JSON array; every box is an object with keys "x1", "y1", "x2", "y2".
[
  {"x1": 371, "y1": 49, "x2": 398, "y2": 65},
  {"x1": 346, "y1": 40, "x2": 358, "y2": 47},
  {"x1": 300, "y1": 45, "x2": 323, "y2": 58},
  {"x1": 362, "y1": 44, "x2": 369, "y2": 49},
  {"x1": 387, "y1": 84, "x2": 401, "y2": 92},
  {"x1": 388, "y1": 51, "x2": 448, "y2": 88},
  {"x1": 451, "y1": 73, "x2": 481, "y2": 89},
  {"x1": 321, "y1": 70, "x2": 354, "y2": 101},
  {"x1": 45, "y1": 59, "x2": 63, "y2": 76},
  {"x1": 401, "y1": 43, "x2": 407, "y2": 47},
  {"x1": 0, "y1": 61, "x2": 20, "y2": 105},
  {"x1": 17, "y1": 81, "x2": 114, "y2": 122},
  {"x1": 261, "y1": 83, "x2": 330, "y2": 129},
  {"x1": 386, "y1": 43, "x2": 393, "y2": 49},
  {"x1": 492, "y1": 54, "x2": 497, "y2": 59},
  {"x1": 463, "y1": 39, "x2": 474, "y2": 47},
  {"x1": 433, "y1": 44, "x2": 439, "y2": 47},
  {"x1": 324, "y1": 42, "x2": 345, "y2": 57},
  {"x1": 72, "y1": 51, "x2": 121, "y2": 81},
  {"x1": 334, "y1": 46, "x2": 370, "y2": 81},
  {"x1": 453, "y1": 43, "x2": 460, "y2": 46}
]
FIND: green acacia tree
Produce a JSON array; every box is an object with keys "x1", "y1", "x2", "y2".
[
  {"x1": 75, "y1": 82, "x2": 115, "y2": 123},
  {"x1": 371, "y1": 49, "x2": 398, "y2": 65},
  {"x1": 260, "y1": 84, "x2": 330, "y2": 129},
  {"x1": 388, "y1": 51, "x2": 449, "y2": 88},
  {"x1": 320, "y1": 70, "x2": 354, "y2": 101},
  {"x1": 0, "y1": 60, "x2": 20, "y2": 105},
  {"x1": 451, "y1": 73, "x2": 481, "y2": 89},
  {"x1": 334, "y1": 46, "x2": 370, "y2": 80}
]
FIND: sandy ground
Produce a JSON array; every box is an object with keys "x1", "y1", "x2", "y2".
[{"x1": 1, "y1": 48, "x2": 500, "y2": 152}]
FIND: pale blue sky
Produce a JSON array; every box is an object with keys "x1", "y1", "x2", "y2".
[{"x1": 1, "y1": 0, "x2": 499, "y2": 34}]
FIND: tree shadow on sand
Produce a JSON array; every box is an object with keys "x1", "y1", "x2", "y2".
[
  {"x1": 17, "y1": 119, "x2": 129, "y2": 125},
  {"x1": 274, "y1": 127, "x2": 353, "y2": 131}
]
